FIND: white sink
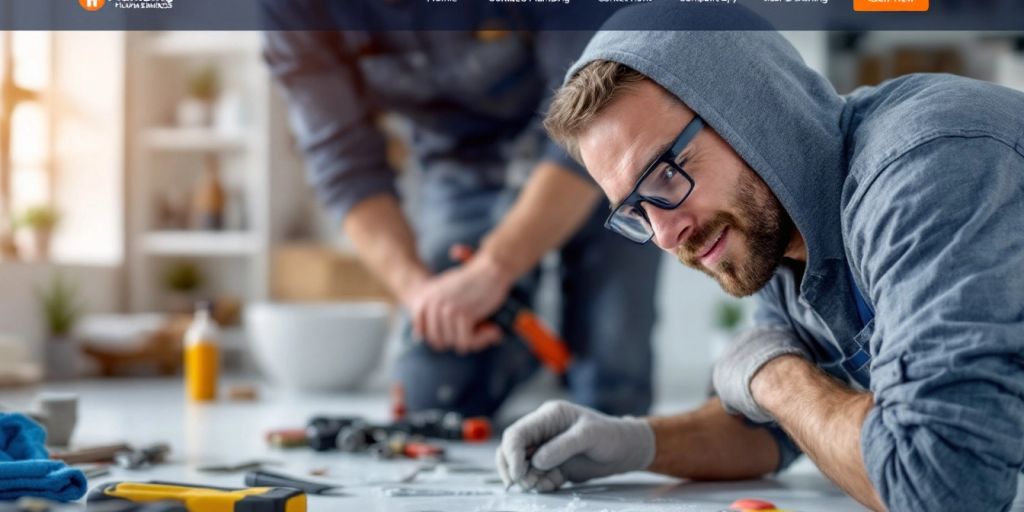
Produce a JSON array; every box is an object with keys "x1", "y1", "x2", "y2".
[{"x1": 246, "y1": 302, "x2": 392, "y2": 392}]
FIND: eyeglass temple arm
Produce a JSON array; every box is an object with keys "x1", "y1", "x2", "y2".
[{"x1": 672, "y1": 117, "x2": 705, "y2": 154}]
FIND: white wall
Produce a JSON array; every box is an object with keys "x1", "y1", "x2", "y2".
[
  {"x1": 651, "y1": 256, "x2": 742, "y2": 398},
  {"x1": 50, "y1": 32, "x2": 126, "y2": 266},
  {"x1": 0, "y1": 263, "x2": 122, "y2": 365}
]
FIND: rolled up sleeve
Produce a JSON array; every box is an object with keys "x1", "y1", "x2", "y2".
[
  {"x1": 849, "y1": 136, "x2": 1024, "y2": 510},
  {"x1": 262, "y1": 6, "x2": 396, "y2": 221}
]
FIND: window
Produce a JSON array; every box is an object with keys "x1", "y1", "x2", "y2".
[{"x1": 0, "y1": 31, "x2": 53, "y2": 258}]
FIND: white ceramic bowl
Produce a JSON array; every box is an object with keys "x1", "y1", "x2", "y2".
[{"x1": 246, "y1": 302, "x2": 392, "y2": 392}]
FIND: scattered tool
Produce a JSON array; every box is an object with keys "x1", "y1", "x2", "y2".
[
  {"x1": 226, "y1": 385, "x2": 258, "y2": 402},
  {"x1": 196, "y1": 460, "x2": 281, "y2": 474},
  {"x1": 3, "y1": 497, "x2": 56, "y2": 512},
  {"x1": 243, "y1": 470, "x2": 345, "y2": 496},
  {"x1": 114, "y1": 444, "x2": 170, "y2": 470},
  {"x1": 305, "y1": 416, "x2": 361, "y2": 452},
  {"x1": 394, "y1": 463, "x2": 430, "y2": 485},
  {"x1": 307, "y1": 410, "x2": 490, "y2": 455},
  {"x1": 400, "y1": 409, "x2": 491, "y2": 442},
  {"x1": 451, "y1": 247, "x2": 572, "y2": 374},
  {"x1": 265, "y1": 429, "x2": 307, "y2": 449},
  {"x1": 50, "y1": 443, "x2": 132, "y2": 465},
  {"x1": 87, "y1": 481, "x2": 306, "y2": 512}
]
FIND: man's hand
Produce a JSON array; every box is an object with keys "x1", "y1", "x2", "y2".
[
  {"x1": 409, "y1": 245, "x2": 514, "y2": 354},
  {"x1": 712, "y1": 326, "x2": 811, "y2": 423},
  {"x1": 495, "y1": 400, "x2": 654, "y2": 492}
]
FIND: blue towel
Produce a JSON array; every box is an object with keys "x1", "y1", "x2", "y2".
[{"x1": 0, "y1": 413, "x2": 86, "y2": 502}]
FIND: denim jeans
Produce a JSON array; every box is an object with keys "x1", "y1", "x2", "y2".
[{"x1": 394, "y1": 162, "x2": 661, "y2": 417}]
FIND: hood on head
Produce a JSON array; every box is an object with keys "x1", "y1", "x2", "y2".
[{"x1": 566, "y1": 3, "x2": 848, "y2": 273}]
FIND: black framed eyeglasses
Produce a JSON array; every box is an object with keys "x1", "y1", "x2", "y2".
[{"x1": 604, "y1": 116, "x2": 705, "y2": 244}]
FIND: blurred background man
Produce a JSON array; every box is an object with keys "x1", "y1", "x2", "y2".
[{"x1": 262, "y1": 1, "x2": 661, "y2": 418}]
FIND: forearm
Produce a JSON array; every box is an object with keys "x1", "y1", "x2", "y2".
[
  {"x1": 752, "y1": 356, "x2": 884, "y2": 511},
  {"x1": 342, "y1": 194, "x2": 430, "y2": 303},
  {"x1": 477, "y1": 162, "x2": 600, "y2": 279},
  {"x1": 646, "y1": 399, "x2": 779, "y2": 480}
]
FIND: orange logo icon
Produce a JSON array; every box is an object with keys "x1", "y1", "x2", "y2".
[{"x1": 79, "y1": 0, "x2": 105, "y2": 11}]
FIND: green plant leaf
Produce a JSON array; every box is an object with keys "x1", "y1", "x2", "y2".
[
  {"x1": 713, "y1": 300, "x2": 745, "y2": 332},
  {"x1": 37, "y1": 274, "x2": 80, "y2": 338}
]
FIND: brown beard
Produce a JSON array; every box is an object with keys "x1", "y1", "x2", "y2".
[{"x1": 676, "y1": 169, "x2": 794, "y2": 297}]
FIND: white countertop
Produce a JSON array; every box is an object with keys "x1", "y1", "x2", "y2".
[{"x1": 2, "y1": 378, "x2": 1019, "y2": 511}]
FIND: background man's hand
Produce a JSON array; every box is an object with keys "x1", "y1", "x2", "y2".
[
  {"x1": 410, "y1": 244, "x2": 514, "y2": 354},
  {"x1": 496, "y1": 400, "x2": 655, "y2": 492},
  {"x1": 712, "y1": 326, "x2": 811, "y2": 423}
]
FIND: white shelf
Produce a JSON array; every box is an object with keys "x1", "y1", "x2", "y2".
[
  {"x1": 148, "y1": 32, "x2": 261, "y2": 57},
  {"x1": 141, "y1": 231, "x2": 261, "y2": 257},
  {"x1": 128, "y1": 31, "x2": 303, "y2": 311},
  {"x1": 142, "y1": 127, "x2": 248, "y2": 152}
]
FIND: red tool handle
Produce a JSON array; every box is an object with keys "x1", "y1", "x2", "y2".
[
  {"x1": 451, "y1": 245, "x2": 572, "y2": 374},
  {"x1": 511, "y1": 309, "x2": 571, "y2": 374}
]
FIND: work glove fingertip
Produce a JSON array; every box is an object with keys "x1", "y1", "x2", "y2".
[
  {"x1": 535, "y1": 468, "x2": 564, "y2": 493},
  {"x1": 500, "y1": 439, "x2": 528, "y2": 481},
  {"x1": 519, "y1": 468, "x2": 545, "y2": 492},
  {"x1": 495, "y1": 447, "x2": 510, "y2": 486}
]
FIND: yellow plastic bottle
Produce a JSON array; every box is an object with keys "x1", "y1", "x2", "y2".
[{"x1": 184, "y1": 303, "x2": 219, "y2": 401}]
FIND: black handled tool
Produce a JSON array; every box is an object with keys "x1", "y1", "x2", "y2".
[{"x1": 243, "y1": 470, "x2": 346, "y2": 496}]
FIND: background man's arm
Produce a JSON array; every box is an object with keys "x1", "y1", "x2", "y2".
[
  {"x1": 411, "y1": 29, "x2": 603, "y2": 352},
  {"x1": 262, "y1": 27, "x2": 430, "y2": 308},
  {"x1": 343, "y1": 195, "x2": 430, "y2": 304},
  {"x1": 411, "y1": 162, "x2": 599, "y2": 352},
  {"x1": 477, "y1": 162, "x2": 600, "y2": 281}
]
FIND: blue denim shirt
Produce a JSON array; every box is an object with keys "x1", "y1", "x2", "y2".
[
  {"x1": 262, "y1": 0, "x2": 591, "y2": 221},
  {"x1": 570, "y1": 6, "x2": 1024, "y2": 509}
]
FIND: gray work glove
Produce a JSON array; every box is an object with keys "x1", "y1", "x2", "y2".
[
  {"x1": 712, "y1": 326, "x2": 811, "y2": 424},
  {"x1": 495, "y1": 400, "x2": 655, "y2": 492}
]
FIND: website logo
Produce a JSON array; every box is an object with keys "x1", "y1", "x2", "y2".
[{"x1": 79, "y1": 0, "x2": 106, "y2": 11}]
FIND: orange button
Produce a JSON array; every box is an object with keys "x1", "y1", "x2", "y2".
[{"x1": 854, "y1": 0, "x2": 929, "y2": 11}]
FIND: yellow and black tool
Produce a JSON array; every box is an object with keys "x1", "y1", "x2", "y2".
[{"x1": 87, "y1": 481, "x2": 307, "y2": 512}]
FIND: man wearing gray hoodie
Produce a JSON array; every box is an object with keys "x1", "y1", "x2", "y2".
[{"x1": 495, "y1": 8, "x2": 1024, "y2": 511}]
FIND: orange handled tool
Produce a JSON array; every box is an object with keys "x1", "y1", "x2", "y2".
[{"x1": 452, "y1": 247, "x2": 572, "y2": 374}]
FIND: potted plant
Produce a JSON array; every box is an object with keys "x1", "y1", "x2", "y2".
[
  {"x1": 713, "y1": 300, "x2": 745, "y2": 335},
  {"x1": 18, "y1": 205, "x2": 59, "y2": 261},
  {"x1": 37, "y1": 274, "x2": 81, "y2": 380},
  {"x1": 707, "y1": 299, "x2": 747, "y2": 396},
  {"x1": 0, "y1": 211, "x2": 19, "y2": 261},
  {"x1": 163, "y1": 260, "x2": 203, "y2": 313},
  {"x1": 176, "y1": 66, "x2": 220, "y2": 128}
]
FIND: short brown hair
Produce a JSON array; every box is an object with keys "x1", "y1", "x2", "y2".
[{"x1": 544, "y1": 60, "x2": 649, "y2": 163}]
